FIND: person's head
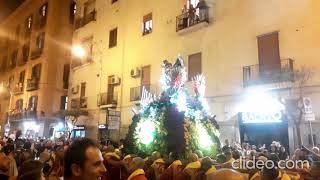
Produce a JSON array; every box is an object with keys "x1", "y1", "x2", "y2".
[
  {"x1": 216, "y1": 154, "x2": 226, "y2": 164},
  {"x1": 0, "y1": 152, "x2": 10, "y2": 172},
  {"x1": 200, "y1": 157, "x2": 213, "y2": 172},
  {"x1": 18, "y1": 160, "x2": 45, "y2": 180},
  {"x1": 129, "y1": 157, "x2": 144, "y2": 173},
  {"x1": 207, "y1": 168, "x2": 246, "y2": 180},
  {"x1": 188, "y1": 153, "x2": 199, "y2": 163},
  {"x1": 151, "y1": 151, "x2": 161, "y2": 161},
  {"x1": 232, "y1": 150, "x2": 241, "y2": 160},
  {"x1": 224, "y1": 151, "x2": 232, "y2": 161},
  {"x1": 24, "y1": 141, "x2": 32, "y2": 150},
  {"x1": 3, "y1": 144, "x2": 14, "y2": 156},
  {"x1": 224, "y1": 139, "x2": 229, "y2": 146},
  {"x1": 64, "y1": 138, "x2": 106, "y2": 180}
]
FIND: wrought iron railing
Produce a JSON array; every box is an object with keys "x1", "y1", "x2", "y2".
[
  {"x1": 74, "y1": 10, "x2": 96, "y2": 29},
  {"x1": 243, "y1": 58, "x2": 294, "y2": 87},
  {"x1": 130, "y1": 84, "x2": 158, "y2": 102},
  {"x1": 176, "y1": 6, "x2": 209, "y2": 32},
  {"x1": 98, "y1": 92, "x2": 118, "y2": 106},
  {"x1": 71, "y1": 97, "x2": 88, "y2": 109},
  {"x1": 8, "y1": 110, "x2": 37, "y2": 121},
  {"x1": 26, "y1": 78, "x2": 39, "y2": 91},
  {"x1": 30, "y1": 48, "x2": 43, "y2": 60}
]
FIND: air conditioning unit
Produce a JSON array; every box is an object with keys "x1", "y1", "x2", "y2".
[
  {"x1": 130, "y1": 68, "x2": 141, "y2": 78},
  {"x1": 71, "y1": 85, "x2": 79, "y2": 94},
  {"x1": 110, "y1": 77, "x2": 121, "y2": 85}
]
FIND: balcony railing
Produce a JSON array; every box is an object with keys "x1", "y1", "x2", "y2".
[
  {"x1": 13, "y1": 82, "x2": 24, "y2": 95},
  {"x1": 176, "y1": 6, "x2": 209, "y2": 32},
  {"x1": 243, "y1": 59, "x2": 294, "y2": 87},
  {"x1": 75, "y1": 10, "x2": 96, "y2": 29},
  {"x1": 30, "y1": 48, "x2": 43, "y2": 60},
  {"x1": 98, "y1": 92, "x2": 118, "y2": 107},
  {"x1": 26, "y1": 78, "x2": 39, "y2": 91},
  {"x1": 71, "y1": 97, "x2": 87, "y2": 109},
  {"x1": 8, "y1": 110, "x2": 37, "y2": 121},
  {"x1": 130, "y1": 84, "x2": 158, "y2": 102}
]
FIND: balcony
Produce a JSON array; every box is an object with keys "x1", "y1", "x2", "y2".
[
  {"x1": 176, "y1": 6, "x2": 209, "y2": 32},
  {"x1": 98, "y1": 92, "x2": 118, "y2": 108},
  {"x1": 8, "y1": 110, "x2": 37, "y2": 121},
  {"x1": 26, "y1": 78, "x2": 39, "y2": 91},
  {"x1": 30, "y1": 48, "x2": 43, "y2": 60},
  {"x1": 71, "y1": 97, "x2": 87, "y2": 109},
  {"x1": 243, "y1": 59, "x2": 294, "y2": 87},
  {"x1": 13, "y1": 82, "x2": 24, "y2": 95},
  {"x1": 130, "y1": 84, "x2": 158, "y2": 102},
  {"x1": 75, "y1": 10, "x2": 96, "y2": 29}
]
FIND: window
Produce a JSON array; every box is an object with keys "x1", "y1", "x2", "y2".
[
  {"x1": 111, "y1": 0, "x2": 118, "y2": 4},
  {"x1": 9, "y1": 76, "x2": 14, "y2": 86},
  {"x1": 142, "y1": 13, "x2": 153, "y2": 35},
  {"x1": 188, "y1": 52, "x2": 202, "y2": 81},
  {"x1": 60, "y1": 96, "x2": 68, "y2": 110},
  {"x1": 28, "y1": 96, "x2": 38, "y2": 111},
  {"x1": 11, "y1": 50, "x2": 18, "y2": 67},
  {"x1": 22, "y1": 43, "x2": 30, "y2": 61},
  {"x1": 257, "y1": 32, "x2": 280, "y2": 68},
  {"x1": 26, "y1": 15, "x2": 33, "y2": 30},
  {"x1": 69, "y1": 2, "x2": 77, "y2": 23},
  {"x1": 32, "y1": 63, "x2": 42, "y2": 79},
  {"x1": 39, "y1": 3, "x2": 48, "y2": 17},
  {"x1": 109, "y1": 28, "x2": 117, "y2": 48},
  {"x1": 36, "y1": 32, "x2": 45, "y2": 49},
  {"x1": 80, "y1": 82, "x2": 86, "y2": 98},
  {"x1": 19, "y1": 71, "x2": 25, "y2": 84},
  {"x1": 15, "y1": 99, "x2": 23, "y2": 111},
  {"x1": 63, "y1": 64, "x2": 70, "y2": 89}
]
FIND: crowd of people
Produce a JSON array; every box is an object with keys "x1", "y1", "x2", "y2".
[{"x1": 0, "y1": 137, "x2": 319, "y2": 180}]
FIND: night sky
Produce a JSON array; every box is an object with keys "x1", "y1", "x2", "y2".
[{"x1": 0, "y1": 0, "x2": 25, "y2": 23}]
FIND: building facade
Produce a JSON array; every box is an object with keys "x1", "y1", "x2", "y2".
[
  {"x1": 0, "y1": 0, "x2": 75, "y2": 138},
  {"x1": 70, "y1": 0, "x2": 320, "y2": 153}
]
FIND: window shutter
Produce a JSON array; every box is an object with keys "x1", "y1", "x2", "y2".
[{"x1": 188, "y1": 52, "x2": 202, "y2": 81}]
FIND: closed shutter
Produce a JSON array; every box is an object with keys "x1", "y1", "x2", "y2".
[
  {"x1": 188, "y1": 52, "x2": 202, "y2": 81},
  {"x1": 257, "y1": 32, "x2": 280, "y2": 69}
]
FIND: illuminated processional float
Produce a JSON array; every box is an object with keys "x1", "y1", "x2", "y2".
[{"x1": 124, "y1": 56, "x2": 221, "y2": 157}]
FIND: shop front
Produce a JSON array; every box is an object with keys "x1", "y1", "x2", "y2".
[
  {"x1": 72, "y1": 125, "x2": 86, "y2": 138},
  {"x1": 238, "y1": 111, "x2": 289, "y2": 150}
]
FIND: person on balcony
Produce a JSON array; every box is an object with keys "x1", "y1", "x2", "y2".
[
  {"x1": 188, "y1": 4, "x2": 196, "y2": 26},
  {"x1": 196, "y1": 0, "x2": 208, "y2": 22}
]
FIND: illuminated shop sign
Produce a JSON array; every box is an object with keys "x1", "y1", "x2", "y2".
[
  {"x1": 98, "y1": 124, "x2": 107, "y2": 129},
  {"x1": 241, "y1": 111, "x2": 282, "y2": 123}
]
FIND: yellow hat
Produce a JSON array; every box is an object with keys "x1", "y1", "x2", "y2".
[
  {"x1": 154, "y1": 158, "x2": 165, "y2": 164},
  {"x1": 205, "y1": 166, "x2": 217, "y2": 175},
  {"x1": 123, "y1": 155, "x2": 131, "y2": 160},
  {"x1": 185, "y1": 161, "x2": 201, "y2": 169}
]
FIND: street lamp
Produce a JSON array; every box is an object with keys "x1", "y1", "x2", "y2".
[{"x1": 72, "y1": 45, "x2": 86, "y2": 58}]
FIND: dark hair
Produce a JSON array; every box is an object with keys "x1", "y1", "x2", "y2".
[
  {"x1": 18, "y1": 160, "x2": 43, "y2": 180},
  {"x1": 23, "y1": 141, "x2": 31, "y2": 150},
  {"x1": 64, "y1": 138, "x2": 99, "y2": 178},
  {"x1": 3, "y1": 144, "x2": 14, "y2": 155}
]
